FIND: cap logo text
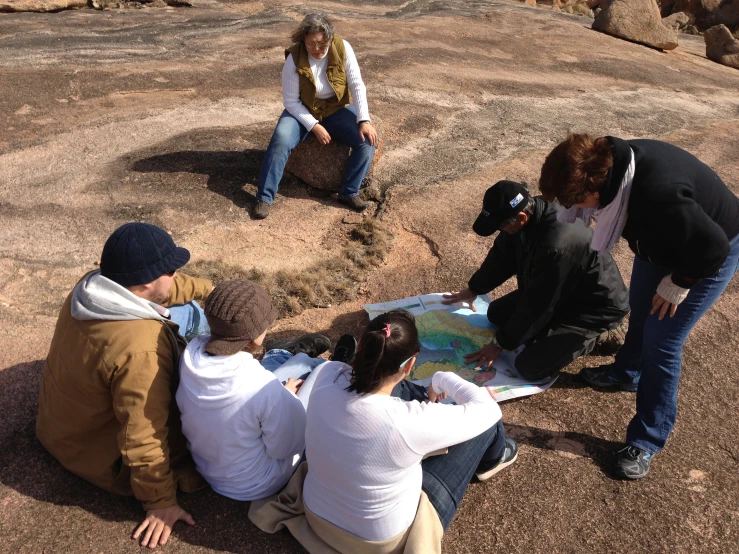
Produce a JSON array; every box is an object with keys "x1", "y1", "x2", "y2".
[{"x1": 509, "y1": 193, "x2": 524, "y2": 208}]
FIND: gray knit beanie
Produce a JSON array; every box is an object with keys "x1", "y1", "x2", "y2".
[{"x1": 204, "y1": 279, "x2": 278, "y2": 356}]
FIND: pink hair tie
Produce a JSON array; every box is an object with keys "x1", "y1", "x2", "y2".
[{"x1": 383, "y1": 323, "x2": 392, "y2": 338}]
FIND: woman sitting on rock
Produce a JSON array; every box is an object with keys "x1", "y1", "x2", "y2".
[
  {"x1": 539, "y1": 133, "x2": 739, "y2": 480},
  {"x1": 253, "y1": 11, "x2": 378, "y2": 219}
]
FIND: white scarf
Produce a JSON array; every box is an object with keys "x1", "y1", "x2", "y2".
[{"x1": 557, "y1": 148, "x2": 635, "y2": 252}]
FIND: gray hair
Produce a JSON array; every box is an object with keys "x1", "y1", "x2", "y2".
[
  {"x1": 290, "y1": 12, "x2": 334, "y2": 43},
  {"x1": 501, "y1": 195, "x2": 536, "y2": 227}
]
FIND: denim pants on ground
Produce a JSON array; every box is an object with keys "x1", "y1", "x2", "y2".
[
  {"x1": 612, "y1": 233, "x2": 739, "y2": 454},
  {"x1": 262, "y1": 349, "x2": 324, "y2": 380},
  {"x1": 262, "y1": 351, "x2": 326, "y2": 410},
  {"x1": 169, "y1": 301, "x2": 210, "y2": 341},
  {"x1": 421, "y1": 419, "x2": 507, "y2": 530},
  {"x1": 256, "y1": 105, "x2": 375, "y2": 203}
]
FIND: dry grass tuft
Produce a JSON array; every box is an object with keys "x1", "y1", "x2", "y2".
[{"x1": 183, "y1": 219, "x2": 393, "y2": 317}]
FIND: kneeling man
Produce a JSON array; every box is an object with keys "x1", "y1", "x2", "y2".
[
  {"x1": 444, "y1": 181, "x2": 629, "y2": 380},
  {"x1": 37, "y1": 222, "x2": 213, "y2": 549}
]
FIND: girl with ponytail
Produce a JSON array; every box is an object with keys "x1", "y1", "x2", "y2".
[{"x1": 301, "y1": 309, "x2": 518, "y2": 550}]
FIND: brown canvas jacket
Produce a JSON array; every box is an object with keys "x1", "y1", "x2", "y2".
[{"x1": 36, "y1": 272, "x2": 212, "y2": 510}]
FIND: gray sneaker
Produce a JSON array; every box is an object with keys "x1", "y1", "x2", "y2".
[
  {"x1": 253, "y1": 200, "x2": 270, "y2": 219},
  {"x1": 593, "y1": 320, "x2": 628, "y2": 356},
  {"x1": 475, "y1": 438, "x2": 518, "y2": 481},
  {"x1": 613, "y1": 445, "x2": 653, "y2": 480}
]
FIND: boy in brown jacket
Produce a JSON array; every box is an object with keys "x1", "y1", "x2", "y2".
[{"x1": 37, "y1": 222, "x2": 213, "y2": 549}]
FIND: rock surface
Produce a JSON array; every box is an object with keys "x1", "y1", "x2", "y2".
[
  {"x1": 593, "y1": 0, "x2": 679, "y2": 50},
  {"x1": 0, "y1": 0, "x2": 86, "y2": 12},
  {"x1": 1, "y1": 2, "x2": 739, "y2": 554},
  {"x1": 662, "y1": 0, "x2": 739, "y2": 31},
  {"x1": 705, "y1": 24, "x2": 739, "y2": 69},
  {"x1": 663, "y1": 11, "x2": 690, "y2": 30},
  {"x1": 284, "y1": 119, "x2": 383, "y2": 192}
]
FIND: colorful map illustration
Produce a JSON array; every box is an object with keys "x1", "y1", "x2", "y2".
[{"x1": 364, "y1": 293, "x2": 556, "y2": 402}]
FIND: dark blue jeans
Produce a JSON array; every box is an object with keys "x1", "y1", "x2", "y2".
[
  {"x1": 612, "y1": 233, "x2": 739, "y2": 454},
  {"x1": 256, "y1": 105, "x2": 375, "y2": 203},
  {"x1": 390, "y1": 379, "x2": 507, "y2": 529},
  {"x1": 421, "y1": 420, "x2": 506, "y2": 530}
]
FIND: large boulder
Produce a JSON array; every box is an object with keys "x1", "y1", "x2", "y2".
[
  {"x1": 593, "y1": 0, "x2": 679, "y2": 50},
  {"x1": 285, "y1": 118, "x2": 383, "y2": 192},
  {"x1": 663, "y1": 11, "x2": 690, "y2": 30},
  {"x1": 0, "y1": 0, "x2": 86, "y2": 11},
  {"x1": 662, "y1": 0, "x2": 739, "y2": 31},
  {"x1": 704, "y1": 24, "x2": 739, "y2": 69}
]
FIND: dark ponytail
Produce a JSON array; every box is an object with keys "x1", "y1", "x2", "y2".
[{"x1": 346, "y1": 309, "x2": 421, "y2": 395}]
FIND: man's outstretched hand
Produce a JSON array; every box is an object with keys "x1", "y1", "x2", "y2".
[
  {"x1": 464, "y1": 342, "x2": 502, "y2": 370},
  {"x1": 132, "y1": 504, "x2": 195, "y2": 549},
  {"x1": 442, "y1": 288, "x2": 478, "y2": 311}
]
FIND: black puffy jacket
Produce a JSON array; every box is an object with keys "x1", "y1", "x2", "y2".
[{"x1": 468, "y1": 198, "x2": 630, "y2": 351}]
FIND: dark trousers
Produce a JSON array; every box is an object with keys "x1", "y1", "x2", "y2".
[
  {"x1": 391, "y1": 380, "x2": 507, "y2": 530},
  {"x1": 487, "y1": 290, "x2": 602, "y2": 381}
]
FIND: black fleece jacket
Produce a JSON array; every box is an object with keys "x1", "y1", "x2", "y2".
[
  {"x1": 468, "y1": 198, "x2": 629, "y2": 351},
  {"x1": 603, "y1": 137, "x2": 739, "y2": 288}
]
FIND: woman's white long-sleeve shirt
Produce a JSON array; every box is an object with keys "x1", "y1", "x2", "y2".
[
  {"x1": 303, "y1": 363, "x2": 502, "y2": 541},
  {"x1": 282, "y1": 40, "x2": 370, "y2": 131}
]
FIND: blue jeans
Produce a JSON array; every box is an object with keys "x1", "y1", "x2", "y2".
[
  {"x1": 262, "y1": 350, "x2": 326, "y2": 410},
  {"x1": 421, "y1": 420, "x2": 506, "y2": 530},
  {"x1": 169, "y1": 301, "x2": 210, "y2": 341},
  {"x1": 261, "y1": 349, "x2": 324, "y2": 380},
  {"x1": 256, "y1": 105, "x2": 375, "y2": 203},
  {"x1": 612, "y1": 233, "x2": 739, "y2": 454}
]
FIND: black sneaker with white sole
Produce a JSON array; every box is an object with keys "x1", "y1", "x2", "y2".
[
  {"x1": 264, "y1": 333, "x2": 331, "y2": 358},
  {"x1": 475, "y1": 438, "x2": 518, "y2": 481},
  {"x1": 331, "y1": 334, "x2": 357, "y2": 363}
]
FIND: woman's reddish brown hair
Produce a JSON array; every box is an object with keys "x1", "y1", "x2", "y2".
[{"x1": 538, "y1": 133, "x2": 613, "y2": 206}]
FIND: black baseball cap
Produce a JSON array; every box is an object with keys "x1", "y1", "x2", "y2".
[{"x1": 472, "y1": 180, "x2": 530, "y2": 237}]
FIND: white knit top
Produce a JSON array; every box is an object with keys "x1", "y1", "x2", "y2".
[
  {"x1": 303, "y1": 362, "x2": 502, "y2": 541},
  {"x1": 282, "y1": 40, "x2": 370, "y2": 131}
]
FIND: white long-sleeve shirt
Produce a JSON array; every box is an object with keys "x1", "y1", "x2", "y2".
[
  {"x1": 176, "y1": 336, "x2": 306, "y2": 501},
  {"x1": 303, "y1": 363, "x2": 502, "y2": 541},
  {"x1": 282, "y1": 40, "x2": 370, "y2": 131}
]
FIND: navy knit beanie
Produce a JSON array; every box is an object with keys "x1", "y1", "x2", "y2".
[{"x1": 100, "y1": 222, "x2": 191, "y2": 287}]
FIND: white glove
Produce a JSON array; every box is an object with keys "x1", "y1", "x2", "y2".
[{"x1": 656, "y1": 274, "x2": 689, "y2": 305}]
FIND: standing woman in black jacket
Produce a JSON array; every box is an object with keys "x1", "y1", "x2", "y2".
[{"x1": 539, "y1": 134, "x2": 739, "y2": 480}]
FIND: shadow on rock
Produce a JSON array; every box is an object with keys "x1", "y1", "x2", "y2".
[
  {"x1": 504, "y1": 422, "x2": 622, "y2": 478},
  {"x1": 0, "y1": 360, "x2": 303, "y2": 553},
  {"x1": 131, "y1": 149, "x2": 265, "y2": 210}
]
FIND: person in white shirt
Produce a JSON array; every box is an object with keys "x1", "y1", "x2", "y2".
[
  {"x1": 176, "y1": 279, "x2": 329, "y2": 501},
  {"x1": 303, "y1": 309, "x2": 519, "y2": 543},
  {"x1": 253, "y1": 12, "x2": 378, "y2": 219}
]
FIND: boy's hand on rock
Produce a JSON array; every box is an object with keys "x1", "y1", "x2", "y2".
[{"x1": 133, "y1": 504, "x2": 195, "y2": 549}]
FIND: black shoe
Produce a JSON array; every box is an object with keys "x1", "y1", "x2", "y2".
[
  {"x1": 613, "y1": 445, "x2": 653, "y2": 480},
  {"x1": 475, "y1": 438, "x2": 518, "y2": 481},
  {"x1": 579, "y1": 363, "x2": 638, "y2": 392},
  {"x1": 253, "y1": 200, "x2": 270, "y2": 219},
  {"x1": 339, "y1": 196, "x2": 368, "y2": 212},
  {"x1": 331, "y1": 334, "x2": 357, "y2": 363},
  {"x1": 265, "y1": 333, "x2": 330, "y2": 358}
]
